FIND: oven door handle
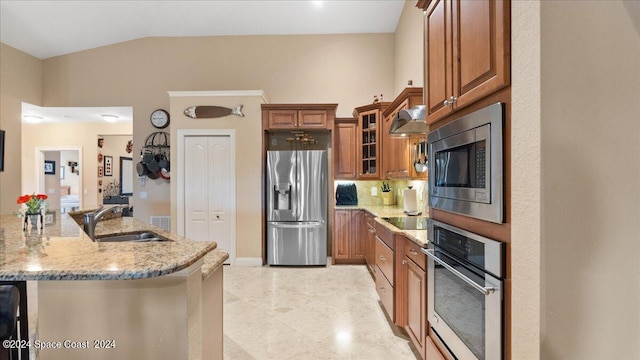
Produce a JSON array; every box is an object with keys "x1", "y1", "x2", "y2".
[{"x1": 422, "y1": 248, "x2": 496, "y2": 296}]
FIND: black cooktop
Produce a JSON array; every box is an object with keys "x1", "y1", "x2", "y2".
[{"x1": 382, "y1": 217, "x2": 429, "y2": 230}]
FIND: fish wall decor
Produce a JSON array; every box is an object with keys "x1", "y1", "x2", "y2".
[{"x1": 184, "y1": 105, "x2": 244, "y2": 119}]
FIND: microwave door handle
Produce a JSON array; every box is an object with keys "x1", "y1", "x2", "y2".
[{"x1": 422, "y1": 248, "x2": 496, "y2": 296}]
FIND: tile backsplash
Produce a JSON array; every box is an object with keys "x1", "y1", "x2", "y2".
[{"x1": 334, "y1": 180, "x2": 428, "y2": 212}]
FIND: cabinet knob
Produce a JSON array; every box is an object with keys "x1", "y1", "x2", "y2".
[
  {"x1": 379, "y1": 255, "x2": 386, "y2": 261},
  {"x1": 443, "y1": 99, "x2": 451, "y2": 106},
  {"x1": 379, "y1": 287, "x2": 386, "y2": 293},
  {"x1": 451, "y1": 96, "x2": 458, "y2": 104},
  {"x1": 402, "y1": 259, "x2": 407, "y2": 265}
]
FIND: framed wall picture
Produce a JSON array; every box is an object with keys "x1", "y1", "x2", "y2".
[
  {"x1": 104, "y1": 156, "x2": 113, "y2": 176},
  {"x1": 98, "y1": 166, "x2": 103, "y2": 178},
  {"x1": 0, "y1": 130, "x2": 5, "y2": 172},
  {"x1": 44, "y1": 160, "x2": 56, "y2": 175}
]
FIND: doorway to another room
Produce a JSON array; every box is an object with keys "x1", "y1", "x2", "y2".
[{"x1": 36, "y1": 147, "x2": 83, "y2": 213}]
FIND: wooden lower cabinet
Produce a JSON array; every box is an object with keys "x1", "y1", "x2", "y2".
[
  {"x1": 426, "y1": 336, "x2": 447, "y2": 360},
  {"x1": 333, "y1": 210, "x2": 365, "y2": 264},
  {"x1": 405, "y1": 257, "x2": 427, "y2": 358},
  {"x1": 364, "y1": 213, "x2": 376, "y2": 275},
  {"x1": 375, "y1": 264, "x2": 394, "y2": 319}
]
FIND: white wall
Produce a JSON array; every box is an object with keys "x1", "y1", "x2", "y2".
[
  {"x1": 394, "y1": 0, "x2": 425, "y2": 94},
  {"x1": 60, "y1": 150, "x2": 80, "y2": 194},
  {"x1": 511, "y1": 1, "x2": 542, "y2": 358},
  {"x1": 43, "y1": 151, "x2": 61, "y2": 210},
  {"x1": 539, "y1": 1, "x2": 640, "y2": 359}
]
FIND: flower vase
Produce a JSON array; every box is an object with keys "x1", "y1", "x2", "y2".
[{"x1": 27, "y1": 213, "x2": 39, "y2": 230}]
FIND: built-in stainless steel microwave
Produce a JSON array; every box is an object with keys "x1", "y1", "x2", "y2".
[{"x1": 428, "y1": 103, "x2": 504, "y2": 223}]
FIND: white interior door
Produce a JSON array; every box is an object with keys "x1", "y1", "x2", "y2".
[{"x1": 184, "y1": 135, "x2": 234, "y2": 264}]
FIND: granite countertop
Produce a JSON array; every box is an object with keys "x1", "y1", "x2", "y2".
[
  {"x1": 202, "y1": 250, "x2": 229, "y2": 281},
  {"x1": 0, "y1": 211, "x2": 217, "y2": 281},
  {"x1": 335, "y1": 204, "x2": 429, "y2": 247}
]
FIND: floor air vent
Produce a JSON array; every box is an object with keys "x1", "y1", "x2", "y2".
[{"x1": 150, "y1": 216, "x2": 170, "y2": 231}]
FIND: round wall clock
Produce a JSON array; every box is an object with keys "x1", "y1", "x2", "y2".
[{"x1": 150, "y1": 109, "x2": 170, "y2": 129}]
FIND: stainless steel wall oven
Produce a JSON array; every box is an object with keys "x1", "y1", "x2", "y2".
[
  {"x1": 422, "y1": 219, "x2": 505, "y2": 360},
  {"x1": 428, "y1": 103, "x2": 504, "y2": 223}
]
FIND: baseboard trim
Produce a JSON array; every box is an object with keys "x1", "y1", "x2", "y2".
[{"x1": 234, "y1": 257, "x2": 263, "y2": 267}]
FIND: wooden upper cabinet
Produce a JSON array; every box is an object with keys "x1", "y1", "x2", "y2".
[
  {"x1": 334, "y1": 118, "x2": 358, "y2": 180},
  {"x1": 425, "y1": 0, "x2": 454, "y2": 123},
  {"x1": 262, "y1": 104, "x2": 337, "y2": 130},
  {"x1": 268, "y1": 109, "x2": 298, "y2": 128},
  {"x1": 424, "y1": 0, "x2": 510, "y2": 124},
  {"x1": 381, "y1": 88, "x2": 426, "y2": 180},
  {"x1": 353, "y1": 103, "x2": 390, "y2": 179},
  {"x1": 298, "y1": 110, "x2": 328, "y2": 128}
]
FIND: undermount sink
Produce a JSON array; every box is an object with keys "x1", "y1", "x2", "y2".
[{"x1": 94, "y1": 231, "x2": 172, "y2": 243}]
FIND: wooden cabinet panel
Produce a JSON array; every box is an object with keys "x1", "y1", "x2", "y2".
[
  {"x1": 351, "y1": 210, "x2": 366, "y2": 260},
  {"x1": 334, "y1": 121, "x2": 358, "y2": 180},
  {"x1": 425, "y1": 0, "x2": 454, "y2": 123},
  {"x1": 426, "y1": 336, "x2": 447, "y2": 360},
  {"x1": 375, "y1": 236, "x2": 394, "y2": 286},
  {"x1": 299, "y1": 110, "x2": 327, "y2": 128},
  {"x1": 262, "y1": 104, "x2": 337, "y2": 130},
  {"x1": 375, "y1": 265, "x2": 395, "y2": 321},
  {"x1": 404, "y1": 240, "x2": 426, "y2": 271},
  {"x1": 406, "y1": 257, "x2": 427, "y2": 357},
  {"x1": 333, "y1": 210, "x2": 365, "y2": 264},
  {"x1": 333, "y1": 210, "x2": 352, "y2": 261},
  {"x1": 453, "y1": 0, "x2": 510, "y2": 110},
  {"x1": 364, "y1": 213, "x2": 376, "y2": 275},
  {"x1": 268, "y1": 109, "x2": 298, "y2": 129},
  {"x1": 424, "y1": 0, "x2": 510, "y2": 124}
]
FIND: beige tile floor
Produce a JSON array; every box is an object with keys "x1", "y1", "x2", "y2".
[{"x1": 223, "y1": 264, "x2": 420, "y2": 360}]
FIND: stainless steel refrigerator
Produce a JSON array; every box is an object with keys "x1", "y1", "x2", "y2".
[{"x1": 266, "y1": 150, "x2": 327, "y2": 265}]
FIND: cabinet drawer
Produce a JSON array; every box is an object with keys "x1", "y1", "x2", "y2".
[
  {"x1": 404, "y1": 239, "x2": 426, "y2": 271},
  {"x1": 375, "y1": 236, "x2": 394, "y2": 286},
  {"x1": 365, "y1": 213, "x2": 375, "y2": 227},
  {"x1": 374, "y1": 220, "x2": 395, "y2": 249},
  {"x1": 375, "y1": 264, "x2": 394, "y2": 320}
]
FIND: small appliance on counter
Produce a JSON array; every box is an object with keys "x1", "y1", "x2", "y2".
[
  {"x1": 335, "y1": 183, "x2": 358, "y2": 206},
  {"x1": 403, "y1": 186, "x2": 421, "y2": 216}
]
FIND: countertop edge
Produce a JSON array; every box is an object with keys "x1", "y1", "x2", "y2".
[
  {"x1": 202, "y1": 250, "x2": 229, "y2": 281},
  {"x1": 335, "y1": 205, "x2": 429, "y2": 248},
  {"x1": 0, "y1": 243, "x2": 217, "y2": 281}
]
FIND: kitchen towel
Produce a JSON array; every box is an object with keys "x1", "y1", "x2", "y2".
[{"x1": 403, "y1": 188, "x2": 418, "y2": 213}]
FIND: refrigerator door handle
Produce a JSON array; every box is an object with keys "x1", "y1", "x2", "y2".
[{"x1": 269, "y1": 222, "x2": 325, "y2": 228}]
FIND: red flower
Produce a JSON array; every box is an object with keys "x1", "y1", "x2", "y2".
[{"x1": 16, "y1": 193, "x2": 48, "y2": 213}]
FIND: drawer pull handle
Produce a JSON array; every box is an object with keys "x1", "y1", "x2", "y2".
[
  {"x1": 409, "y1": 249, "x2": 418, "y2": 256},
  {"x1": 379, "y1": 287, "x2": 386, "y2": 293},
  {"x1": 379, "y1": 256, "x2": 385, "y2": 261}
]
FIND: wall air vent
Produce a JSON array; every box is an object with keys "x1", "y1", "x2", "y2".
[{"x1": 150, "y1": 216, "x2": 170, "y2": 231}]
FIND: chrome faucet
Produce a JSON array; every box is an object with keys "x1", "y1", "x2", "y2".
[{"x1": 83, "y1": 205, "x2": 127, "y2": 240}]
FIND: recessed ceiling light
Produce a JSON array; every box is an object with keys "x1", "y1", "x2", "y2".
[
  {"x1": 102, "y1": 114, "x2": 119, "y2": 123},
  {"x1": 23, "y1": 115, "x2": 43, "y2": 124}
]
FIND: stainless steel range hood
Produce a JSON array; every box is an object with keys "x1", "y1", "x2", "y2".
[{"x1": 389, "y1": 105, "x2": 427, "y2": 136}]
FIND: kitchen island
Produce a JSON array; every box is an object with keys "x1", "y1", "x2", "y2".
[{"x1": 0, "y1": 211, "x2": 227, "y2": 360}]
